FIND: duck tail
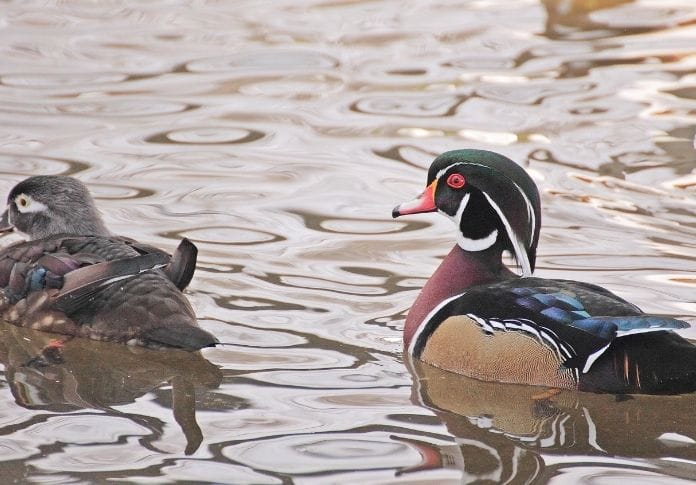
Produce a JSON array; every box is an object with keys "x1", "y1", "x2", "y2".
[
  {"x1": 579, "y1": 331, "x2": 696, "y2": 394},
  {"x1": 144, "y1": 322, "x2": 219, "y2": 350}
]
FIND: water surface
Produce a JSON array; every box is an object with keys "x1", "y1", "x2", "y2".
[{"x1": 0, "y1": 0, "x2": 694, "y2": 483}]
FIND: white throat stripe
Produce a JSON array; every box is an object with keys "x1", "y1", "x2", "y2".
[{"x1": 458, "y1": 229, "x2": 498, "y2": 251}]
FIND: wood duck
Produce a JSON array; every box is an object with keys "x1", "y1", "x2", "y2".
[
  {"x1": 393, "y1": 149, "x2": 696, "y2": 394},
  {"x1": 0, "y1": 175, "x2": 218, "y2": 350}
]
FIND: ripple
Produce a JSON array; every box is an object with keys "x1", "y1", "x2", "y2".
[
  {"x1": 476, "y1": 82, "x2": 595, "y2": 105},
  {"x1": 156, "y1": 460, "x2": 281, "y2": 484},
  {"x1": 0, "y1": 72, "x2": 127, "y2": 88},
  {"x1": 24, "y1": 415, "x2": 150, "y2": 445},
  {"x1": 546, "y1": 465, "x2": 696, "y2": 485},
  {"x1": 165, "y1": 226, "x2": 284, "y2": 245},
  {"x1": 226, "y1": 432, "x2": 419, "y2": 473},
  {"x1": 145, "y1": 127, "x2": 265, "y2": 145},
  {"x1": 307, "y1": 392, "x2": 409, "y2": 409},
  {"x1": 645, "y1": 273, "x2": 696, "y2": 288},
  {"x1": 238, "y1": 74, "x2": 344, "y2": 99},
  {"x1": 185, "y1": 49, "x2": 338, "y2": 73},
  {"x1": 443, "y1": 56, "x2": 516, "y2": 70},
  {"x1": 0, "y1": 154, "x2": 89, "y2": 177},
  {"x1": 289, "y1": 210, "x2": 427, "y2": 235},
  {"x1": 248, "y1": 362, "x2": 410, "y2": 389},
  {"x1": 350, "y1": 94, "x2": 465, "y2": 117},
  {"x1": 0, "y1": 438, "x2": 40, "y2": 461},
  {"x1": 202, "y1": 319, "x2": 307, "y2": 347},
  {"x1": 214, "y1": 294, "x2": 308, "y2": 313},
  {"x1": 208, "y1": 347, "x2": 355, "y2": 371},
  {"x1": 57, "y1": 99, "x2": 196, "y2": 117},
  {"x1": 90, "y1": 183, "x2": 155, "y2": 200},
  {"x1": 34, "y1": 440, "x2": 167, "y2": 473}
]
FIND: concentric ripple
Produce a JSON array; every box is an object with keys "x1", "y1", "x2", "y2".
[{"x1": 145, "y1": 127, "x2": 265, "y2": 145}]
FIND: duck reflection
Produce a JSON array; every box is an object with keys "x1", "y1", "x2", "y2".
[
  {"x1": 541, "y1": 0, "x2": 636, "y2": 40},
  {"x1": 404, "y1": 355, "x2": 696, "y2": 482},
  {"x1": 0, "y1": 322, "x2": 222, "y2": 455}
]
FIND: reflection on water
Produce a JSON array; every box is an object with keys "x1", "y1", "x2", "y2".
[
  {"x1": 408, "y1": 356, "x2": 696, "y2": 483},
  {"x1": 0, "y1": 325, "x2": 222, "y2": 456},
  {"x1": 0, "y1": 0, "x2": 694, "y2": 482}
]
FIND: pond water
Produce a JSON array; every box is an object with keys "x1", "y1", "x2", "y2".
[{"x1": 0, "y1": 0, "x2": 694, "y2": 483}]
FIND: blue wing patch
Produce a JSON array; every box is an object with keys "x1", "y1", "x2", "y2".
[
  {"x1": 510, "y1": 288, "x2": 690, "y2": 341},
  {"x1": 578, "y1": 315, "x2": 690, "y2": 333},
  {"x1": 541, "y1": 307, "x2": 575, "y2": 323},
  {"x1": 566, "y1": 318, "x2": 618, "y2": 340}
]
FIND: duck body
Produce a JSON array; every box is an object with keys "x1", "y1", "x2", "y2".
[
  {"x1": 394, "y1": 150, "x2": 696, "y2": 394},
  {"x1": 0, "y1": 176, "x2": 217, "y2": 350}
]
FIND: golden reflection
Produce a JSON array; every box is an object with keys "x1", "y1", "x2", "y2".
[
  {"x1": 542, "y1": 0, "x2": 637, "y2": 39},
  {"x1": 404, "y1": 355, "x2": 696, "y2": 482}
]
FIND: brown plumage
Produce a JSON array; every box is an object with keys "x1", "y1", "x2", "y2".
[{"x1": 0, "y1": 176, "x2": 218, "y2": 350}]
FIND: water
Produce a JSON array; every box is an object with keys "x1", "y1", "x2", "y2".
[{"x1": 0, "y1": 0, "x2": 694, "y2": 483}]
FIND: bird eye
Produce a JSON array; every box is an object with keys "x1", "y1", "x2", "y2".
[
  {"x1": 15, "y1": 194, "x2": 30, "y2": 211},
  {"x1": 446, "y1": 173, "x2": 466, "y2": 189}
]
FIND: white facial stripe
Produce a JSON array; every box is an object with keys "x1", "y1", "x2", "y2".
[
  {"x1": 14, "y1": 194, "x2": 48, "y2": 214},
  {"x1": 454, "y1": 191, "x2": 470, "y2": 221},
  {"x1": 435, "y1": 162, "x2": 468, "y2": 180},
  {"x1": 512, "y1": 181, "x2": 536, "y2": 245},
  {"x1": 482, "y1": 191, "x2": 532, "y2": 276}
]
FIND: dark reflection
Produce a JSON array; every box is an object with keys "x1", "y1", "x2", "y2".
[
  {"x1": 0, "y1": 323, "x2": 223, "y2": 455},
  {"x1": 654, "y1": 125, "x2": 696, "y2": 173},
  {"x1": 542, "y1": 0, "x2": 645, "y2": 41},
  {"x1": 542, "y1": 0, "x2": 696, "y2": 42},
  {"x1": 557, "y1": 55, "x2": 684, "y2": 79},
  {"x1": 405, "y1": 355, "x2": 696, "y2": 482}
]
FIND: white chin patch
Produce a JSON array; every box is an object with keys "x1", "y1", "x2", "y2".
[
  {"x1": 441, "y1": 192, "x2": 498, "y2": 251},
  {"x1": 458, "y1": 229, "x2": 498, "y2": 251}
]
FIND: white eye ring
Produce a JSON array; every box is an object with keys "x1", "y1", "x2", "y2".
[{"x1": 14, "y1": 194, "x2": 47, "y2": 214}]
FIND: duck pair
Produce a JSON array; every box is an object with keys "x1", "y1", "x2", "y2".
[{"x1": 2, "y1": 150, "x2": 694, "y2": 394}]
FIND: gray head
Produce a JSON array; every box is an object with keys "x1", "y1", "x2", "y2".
[{"x1": 0, "y1": 175, "x2": 110, "y2": 240}]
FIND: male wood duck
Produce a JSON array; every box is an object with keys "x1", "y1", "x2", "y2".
[
  {"x1": 393, "y1": 149, "x2": 696, "y2": 394},
  {"x1": 0, "y1": 175, "x2": 218, "y2": 350}
]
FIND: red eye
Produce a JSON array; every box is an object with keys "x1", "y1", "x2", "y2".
[{"x1": 446, "y1": 173, "x2": 465, "y2": 189}]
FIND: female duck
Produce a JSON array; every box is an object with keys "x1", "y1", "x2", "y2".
[
  {"x1": 0, "y1": 175, "x2": 217, "y2": 350},
  {"x1": 393, "y1": 149, "x2": 695, "y2": 394}
]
